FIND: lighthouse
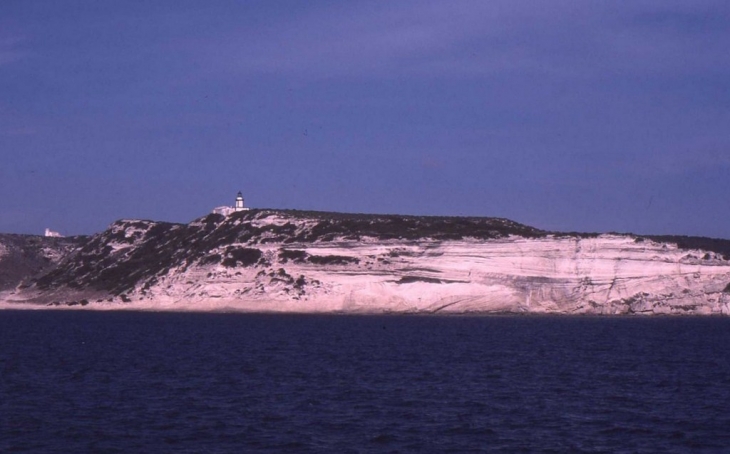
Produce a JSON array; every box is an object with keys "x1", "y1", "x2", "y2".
[
  {"x1": 212, "y1": 191, "x2": 251, "y2": 215},
  {"x1": 234, "y1": 191, "x2": 249, "y2": 212}
]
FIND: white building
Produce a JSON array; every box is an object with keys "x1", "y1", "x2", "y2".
[
  {"x1": 44, "y1": 228, "x2": 63, "y2": 238},
  {"x1": 212, "y1": 191, "x2": 251, "y2": 216}
]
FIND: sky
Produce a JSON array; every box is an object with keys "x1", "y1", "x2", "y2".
[{"x1": 1, "y1": 1, "x2": 729, "y2": 238}]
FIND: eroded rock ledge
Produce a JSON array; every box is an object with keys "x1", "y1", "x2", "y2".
[{"x1": 2, "y1": 210, "x2": 730, "y2": 315}]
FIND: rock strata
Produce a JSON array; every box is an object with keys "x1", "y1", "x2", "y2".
[{"x1": 2, "y1": 210, "x2": 730, "y2": 315}]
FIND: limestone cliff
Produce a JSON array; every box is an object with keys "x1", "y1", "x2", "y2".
[{"x1": 2, "y1": 210, "x2": 730, "y2": 314}]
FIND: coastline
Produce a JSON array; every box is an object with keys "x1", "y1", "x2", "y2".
[
  {"x1": 2, "y1": 296, "x2": 729, "y2": 316},
  {"x1": 3, "y1": 212, "x2": 730, "y2": 316}
]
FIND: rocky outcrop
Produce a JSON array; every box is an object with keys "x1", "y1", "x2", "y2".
[
  {"x1": 0, "y1": 234, "x2": 84, "y2": 292},
  {"x1": 2, "y1": 210, "x2": 730, "y2": 314}
]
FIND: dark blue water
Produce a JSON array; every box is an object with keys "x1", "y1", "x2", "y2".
[{"x1": 1, "y1": 312, "x2": 730, "y2": 453}]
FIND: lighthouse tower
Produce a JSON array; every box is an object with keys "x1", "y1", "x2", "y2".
[
  {"x1": 234, "y1": 191, "x2": 249, "y2": 211},
  {"x1": 212, "y1": 191, "x2": 250, "y2": 215}
]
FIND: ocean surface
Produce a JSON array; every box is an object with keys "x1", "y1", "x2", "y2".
[{"x1": 1, "y1": 311, "x2": 729, "y2": 453}]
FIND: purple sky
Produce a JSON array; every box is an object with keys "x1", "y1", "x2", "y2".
[{"x1": 1, "y1": 1, "x2": 729, "y2": 237}]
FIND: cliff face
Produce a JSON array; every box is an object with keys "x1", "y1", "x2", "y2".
[{"x1": 3, "y1": 210, "x2": 730, "y2": 314}]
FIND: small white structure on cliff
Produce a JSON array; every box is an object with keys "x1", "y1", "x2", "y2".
[
  {"x1": 44, "y1": 228, "x2": 63, "y2": 238},
  {"x1": 212, "y1": 191, "x2": 251, "y2": 216},
  {"x1": 234, "y1": 191, "x2": 249, "y2": 212}
]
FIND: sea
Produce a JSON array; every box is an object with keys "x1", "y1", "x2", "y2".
[{"x1": 1, "y1": 311, "x2": 729, "y2": 453}]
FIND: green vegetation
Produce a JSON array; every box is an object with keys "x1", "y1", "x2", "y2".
[
  {"x1": 640, "y1": 235, "x2": 730, "y2": 260},
  {"x1": 221, "y1": 247, "x2": 263, "y2": 268},
  {"x1": 278, "y1": 249, "x2": 308, "y2": 263}
]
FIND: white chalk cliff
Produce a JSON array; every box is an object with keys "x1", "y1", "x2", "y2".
[{"x1": 2, "y1": 210, "x2": 730, "y2": 314}]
